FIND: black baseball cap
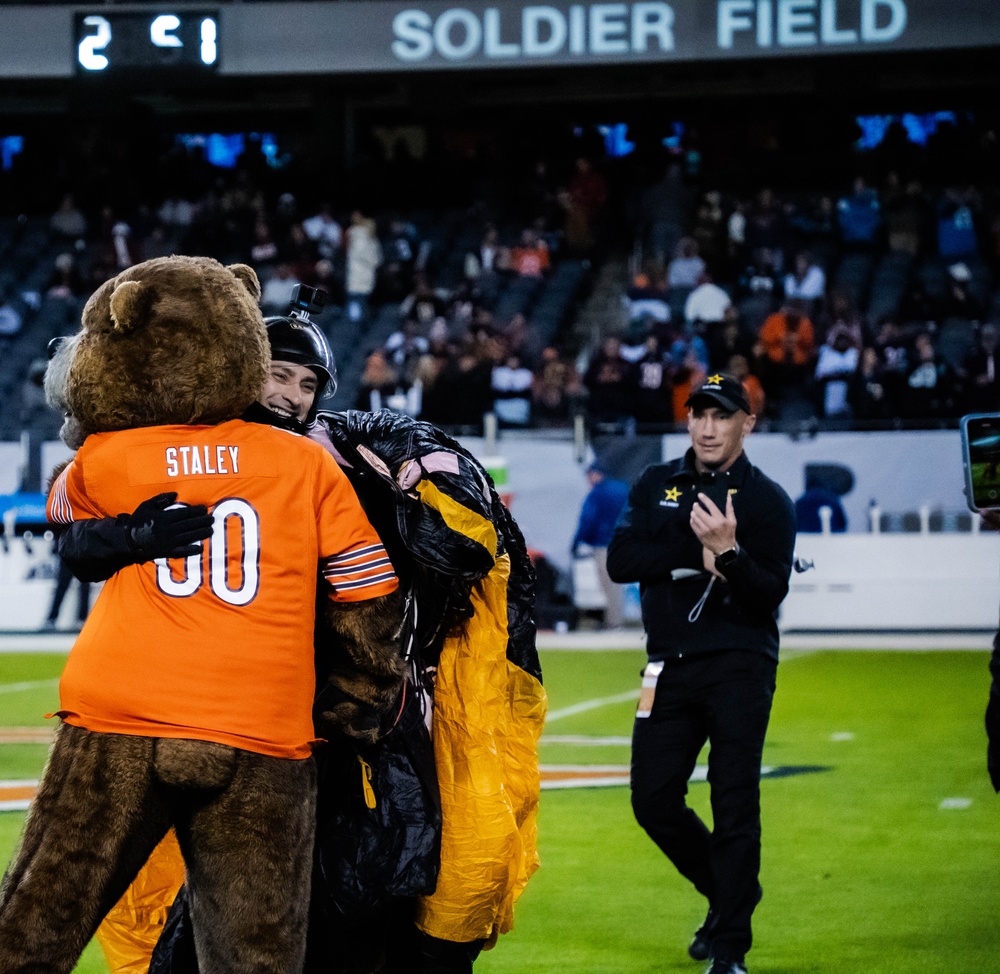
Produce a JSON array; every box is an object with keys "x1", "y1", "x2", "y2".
[{"x1": 685, "y1": 372, "x2": 753, "y2": 414}]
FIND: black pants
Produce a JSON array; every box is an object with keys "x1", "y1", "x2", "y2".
[
  {"x1": 631, "y1": 650, "x2": 776, "y2": 962},
  {"x1": 302, "y1": 896, "x2": 484, "y2": 974},
  {"x1": 46, "y1": 559, "x2": 91, "y2": 624}
]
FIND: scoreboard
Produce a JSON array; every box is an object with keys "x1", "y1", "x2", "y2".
[
  {"x1": 0, "y1": 1, "x2": 996, "y2": 81},
  {"x1": 74, "y1": 11, "x2": 219, "y2": 73}
]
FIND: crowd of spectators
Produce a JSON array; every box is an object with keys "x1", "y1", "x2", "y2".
[
  {"x1": 592, "y1": 154, "x2": 1000, "y2": 431},
  {"x1": 4, "y1": 137, "x2": 605, "y2": 439},
  {"x1": 353, "y1": 248, "x2": 586, "y2": 431},
  {"x1": 5, "y1": 113, "x2": 1000, "y2": 439}
]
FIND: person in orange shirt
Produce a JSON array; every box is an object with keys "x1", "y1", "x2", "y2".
[
  {"x1": 507, "y1": 228, "x2": 551, "y2": 278},
  {"x1": 1, "y1": 332, "x2": 401, "y2": 974},
  {"x1": 756, "y1": 299, "x2": 816, "y2": 412},
  {"x1": 54, "y1": 306, "x2": 543, "y2": 974}
]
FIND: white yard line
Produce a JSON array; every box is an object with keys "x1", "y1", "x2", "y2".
[
  {"x1": 545, "y1": 690, "x2": 639, "y2": 722},
  {"x1": 0, "y1": 679, "x2": 58, "y2": 694},
  {"x1": 542, "y1": 734, "x2": 632, "y2": 745}
]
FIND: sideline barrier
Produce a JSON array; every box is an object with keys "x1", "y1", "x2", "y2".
[
  {"x1": 783, "y1": 532, "x2": 999, "y2": 632},
  {"x1": 479, "y1": 455, "x2": 513, "y2": 508},
  {"x1": 2, "y1": 432, "x2": 997, "y2": 635},
  {"x1": 2, "y1": 532, "x2": 995, "y2": 634}
]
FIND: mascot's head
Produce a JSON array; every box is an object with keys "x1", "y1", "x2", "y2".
[{"x1": 46, "y1": 255, "x2": 268, "y2": 447}]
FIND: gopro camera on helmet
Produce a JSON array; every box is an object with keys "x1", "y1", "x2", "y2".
[{"x1": 288, "y1": 283, "x2": 327, "y2": 321}]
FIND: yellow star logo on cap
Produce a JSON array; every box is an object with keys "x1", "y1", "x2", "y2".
[
  {"x1": 665, "y1": 487, "x2": 682, "y2": 501},
  {"x1": 706, "y1": 374, "x2": 723, "y2": 385}
]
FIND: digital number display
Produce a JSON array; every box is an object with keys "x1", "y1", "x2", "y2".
[{"x1": 75, "y1": 11, "x2": 219, "y2": 73}]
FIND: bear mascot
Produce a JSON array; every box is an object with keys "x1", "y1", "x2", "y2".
[
  {"x1": 35, "y1": 287, "x2": 548, "y2": 974},
  {"x1": 0, "y1": 255, "x2": 405, "y2": 974}
]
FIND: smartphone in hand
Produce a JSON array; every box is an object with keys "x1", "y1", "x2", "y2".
[
  {"x1": 695, "y1": 476, "x2": 731, "y2": 514},
  {"x1": 961, "y1": 413, "x2": 1000, "y2": 512}
]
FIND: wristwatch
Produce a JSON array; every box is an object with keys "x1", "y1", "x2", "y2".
[{"x1": 714, "y1": 544, "x2": 740, "y2": 569}]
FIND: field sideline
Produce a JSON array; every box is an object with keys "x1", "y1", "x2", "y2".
[{"x1": 1, "y1": 637, "x2": 998, "y2": 973}]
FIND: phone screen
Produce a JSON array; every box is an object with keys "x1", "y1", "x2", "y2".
[
  {"x1": 961, "y1": 413, "x2": 1000, "y2": 511},
  {"x1": 696, "y1": 477, "x2": 731, "y2": 513}
]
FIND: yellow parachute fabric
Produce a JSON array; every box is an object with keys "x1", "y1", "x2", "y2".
[
  {"x1": 415, "y1": 551, "x2": 548, "y2": 946},
  {"x1": 95, "y1": 830, "x2": 185, "y2": 974},
  {"x1": 414, "y1": 478, "x2": 498, "y2": 560}
]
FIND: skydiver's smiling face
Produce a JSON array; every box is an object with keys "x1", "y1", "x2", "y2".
[{"x1": 260, "y1": 360, "x2": 318, "y2": 422}]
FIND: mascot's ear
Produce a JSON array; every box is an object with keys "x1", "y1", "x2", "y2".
[
  {"x1": 227, "y1": 263, "x2": 262, "y2": 303},
  {"x1": 109, "y1": 280, "x2": 154, "y2": 334}
]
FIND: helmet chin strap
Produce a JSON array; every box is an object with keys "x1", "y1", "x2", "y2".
[{"x1": 242, "y1": 400, "x2": 309, "y2": 435}]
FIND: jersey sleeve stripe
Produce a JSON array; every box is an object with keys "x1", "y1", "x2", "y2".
[
  {"x1": 322, "y1": 564, "x2": 395, "y2": 586},
  {"x1": 332, "y1": 571, "x2": 398, "y2": 591},
  {"x1": 323, "y1": 543, "x2": 385, "y2": 564},
  {"x1": 47, "y1": 467, "x2": 74, "y2": 524},
  {"x1": 324, "y1": 556, "x2": 393, "y2": 577},
  {"x1": 321, "y1": 541, "x2": 398, "y2": 598}
]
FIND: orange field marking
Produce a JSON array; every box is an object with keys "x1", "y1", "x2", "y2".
[{"x1": 0, "y1": 727, "x2": 53, "y2": 744}]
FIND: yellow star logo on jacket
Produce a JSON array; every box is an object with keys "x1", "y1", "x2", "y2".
[
  {"x1": 664, "y1": 486, "x2": 682, "y2": 501},
  {"x1": 706, "y1": 374, "x2": 723, "y2": 385}
]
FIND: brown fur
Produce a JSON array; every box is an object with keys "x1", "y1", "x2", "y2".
[
  {"x1": 0, "y1": 726, "x2": 170, "y2": 972},
  {"x1": 67, "y1": 256, "x2": 268, "y2": 434},
  {"x1": 152, "y1": 738, "x2": 237, "y2": 791},
  {"x1": 0, "y1": 725, "x2": 316, "y2": 974},
  {"x1": 319, "y1": 589, "x2": 407, "y2": 744},
  {"x1": 44, "y1": 332, "x2": 86, "y2": 450},
  {"x1": 0, "y1": 255, "x2": 308, "y2": 974}
]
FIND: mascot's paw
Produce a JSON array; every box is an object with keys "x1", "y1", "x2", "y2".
[
  {"x1": 153, "y1": 738, "x2": 237, "y2": 790},
  {"x1": 314, "y1": 677, "x2": 403, "y2": 744},
  {"x1": 316, "y1": 696, "x2": 385, "y2": 745},
  {"x1": 316, "y1": 590, "x2": 406, "y2": 743}
]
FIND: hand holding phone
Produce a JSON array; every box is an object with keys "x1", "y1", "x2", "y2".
[
  {"x1": 695, "y1": 476, "x2": 730, "y2": 514},
  {"x1": 960, "y1": 413, "x2": 1000, "y2": 512}
]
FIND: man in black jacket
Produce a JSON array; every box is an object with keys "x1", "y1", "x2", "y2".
[{"x1": 607, "y1": 373, "x2": 795, "y2": 974}]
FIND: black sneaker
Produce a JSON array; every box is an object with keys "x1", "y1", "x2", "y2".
[
  {"x1": 692, "y1": 885, "x2": 762, "y2": 963},
  {"x1": 705, "y1": 959, "x2": 747, "y2": 974},
  {"x1": 688, "y1": 909, "x2": 717, "y2": 961}
]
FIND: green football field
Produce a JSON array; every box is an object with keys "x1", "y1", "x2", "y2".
[{"x1": 1, "y1": 645, "x2": 998, "y2": 974}]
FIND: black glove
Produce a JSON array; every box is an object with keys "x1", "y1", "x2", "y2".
[{"x1": 124, "y1": 492, "x2": 214, "y2": 561}]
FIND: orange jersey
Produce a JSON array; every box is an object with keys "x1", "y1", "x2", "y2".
[
  {"x1": 759, "y1": 312, "x2": 816, "y2": 366},
  {"x1": 47, "y1": 420, "x2": 398, "y2": 759}
]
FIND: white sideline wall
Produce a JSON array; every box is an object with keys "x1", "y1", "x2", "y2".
[
  {"x1": 1, "y1": 430, "x2": 997, "y2": 634},
  {"x1": 0, "y1": 429, "x2": 972, "y2": 556},
  {"x1": 2, "y1": 531, "x2": 995, "y2": 633},
  {"x1": 782, "y1": 533, "x2": 999, "y2": 631},
  {"x1": 662, "y1": 429, "x2": 969, "y2": 532},
  {"x1": 0, "y1": 537, "x2": 104, "y2": 632}
]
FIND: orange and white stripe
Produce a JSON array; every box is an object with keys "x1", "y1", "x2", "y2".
[
  {"x1": 47, "y1": 464, "x2": 75, "y2": 525},
  {"x1": 322, "y1": 542, "x2": 397, "y2": 599}
]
